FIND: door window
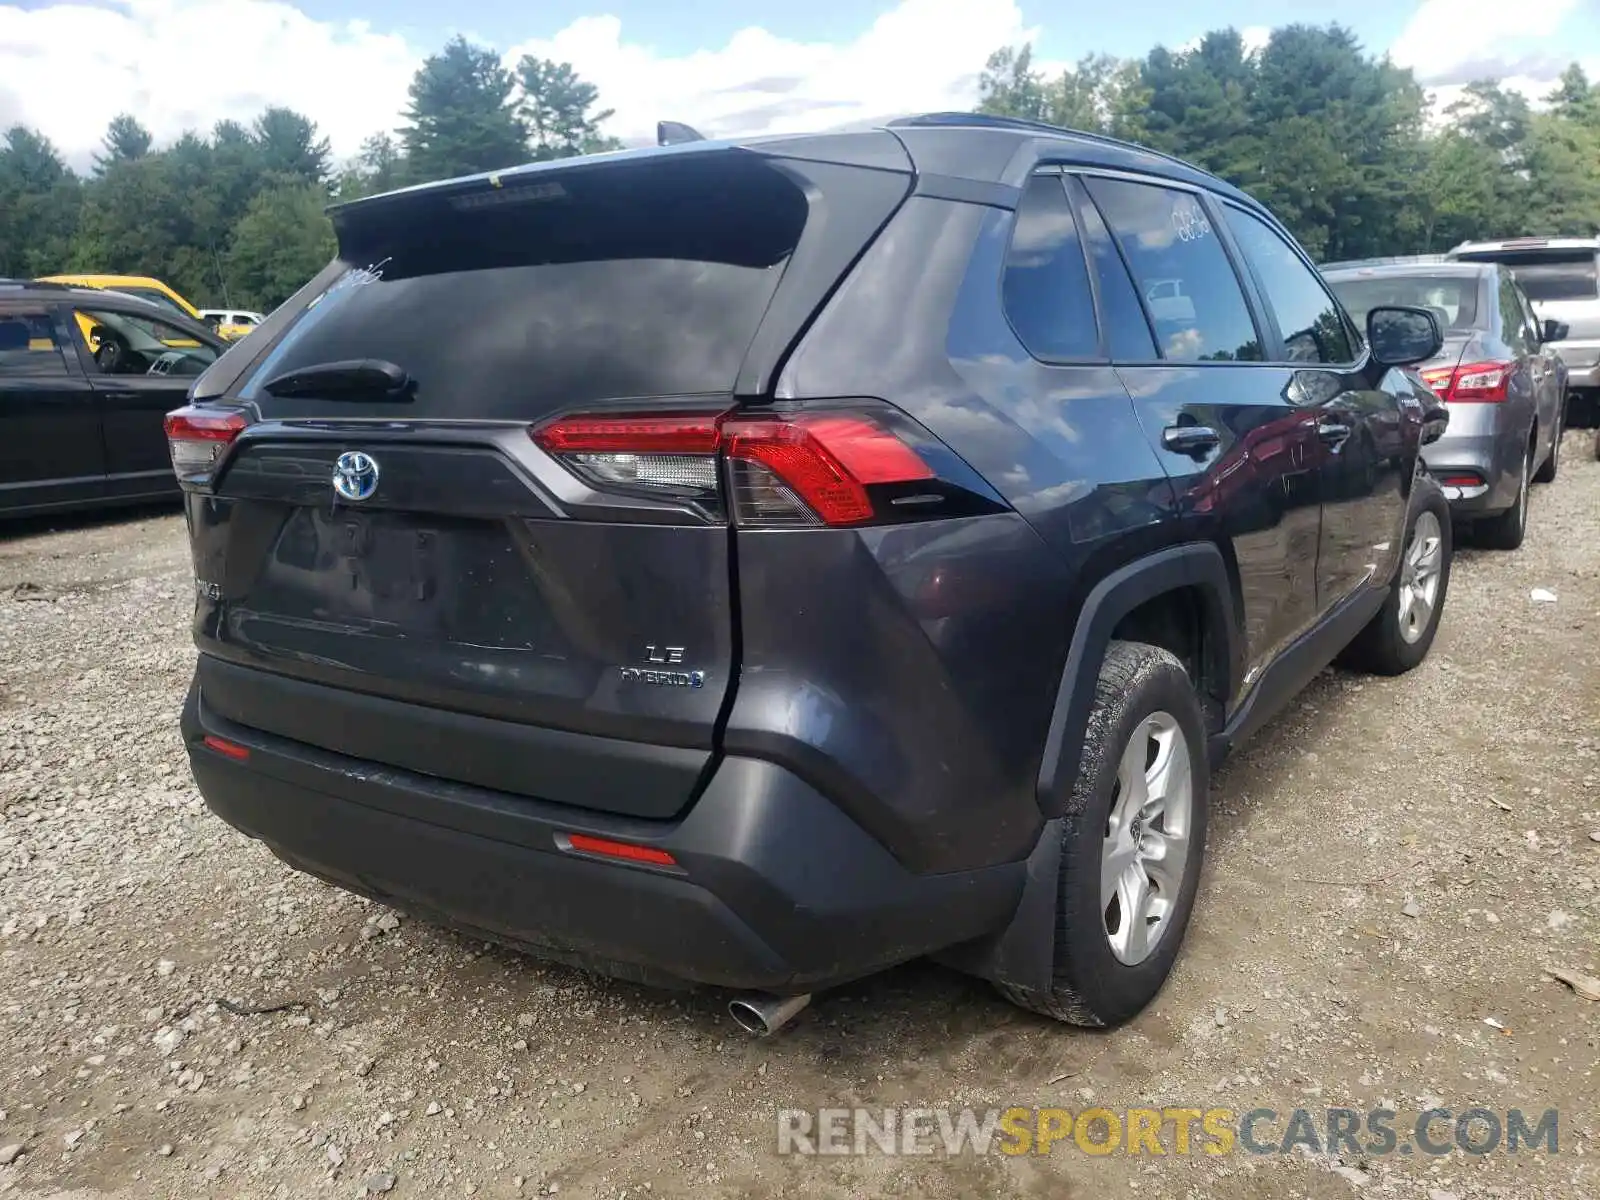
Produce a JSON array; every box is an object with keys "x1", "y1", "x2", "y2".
[
  {"x1": 1222, "y1": 206, "x2": 1354, "y2": 364},
  {"x1": 75, "y1": 309, "x2": 219, "y2": 378},
  {"x1": 0, "y1": 311, "x2": 70, "y2": 375},
  {"x1": 1001, "y1": 175, "x2": 1099, "y2": 360},
  {"x1": 1072, "y1": 181, "x2": 1158, "y2": 360},
  {"x1": 1083, "y1": 177, "x2": 1261, "y2": 362},
  {"x1": 1497, "y1": 278, "x2": 1529, "y2": 354}
]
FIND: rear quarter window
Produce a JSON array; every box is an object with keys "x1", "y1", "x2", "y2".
[{"x1": 1001, "y1": 175, "x2": 1099, "y2": 360}]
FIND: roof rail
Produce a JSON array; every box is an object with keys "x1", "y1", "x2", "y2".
[
  {"x1": 886, "y1": 111, "x2": 1201, "y2": 173},
  {"x1": 1, "y1": 279, "x2": 99, "y2": 292}
]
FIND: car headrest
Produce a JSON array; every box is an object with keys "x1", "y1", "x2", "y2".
[{"x1": 0, "y1": 320, "x2": 30, "y2": 352}]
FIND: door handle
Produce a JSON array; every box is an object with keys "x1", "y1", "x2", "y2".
[
  {"x1": 1316, "y1": 420, "x2": 1352, "y2": 445},
  {"x1": 1162, "y1": 425, "x2": 1220, "y2": 457}
]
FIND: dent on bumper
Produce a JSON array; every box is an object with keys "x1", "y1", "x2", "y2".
[{"x1": 181, "y1": 685, "x2": 1027, "y2": 993}]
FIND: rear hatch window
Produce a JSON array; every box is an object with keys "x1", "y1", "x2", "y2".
[
  {"x1": 1327, "y1": 275, "x2": 1480, "y2": 332},
  {"x1": 239, "y1": 152, "x2": 811, "y2": 419},
  {"x1": 1452, "y1": 250, "x2": 1599, "y2": 302}
]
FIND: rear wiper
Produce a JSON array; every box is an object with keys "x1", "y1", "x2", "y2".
[{"x1": 261, "y1": 359, "x2": 414, "y2": 399}]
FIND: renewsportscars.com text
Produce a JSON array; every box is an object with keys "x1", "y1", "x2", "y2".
[{"x1": 777, "y1": 1106, "x2": 1559, "y2": 1158}]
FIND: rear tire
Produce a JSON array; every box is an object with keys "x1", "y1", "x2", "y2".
[
  {"x1": 1477, "y1": 441, "x2": 1530, "y2": 551},
  {"x1": 997, "y1": 641, "x2": 1208, "y2": 1027},
  {"x1": 1341, "y1": 481, "x2": 1451, "y2": 675}
]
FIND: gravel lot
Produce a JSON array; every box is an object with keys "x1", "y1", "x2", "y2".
[{"x1": 2, "y1": 438, "x2": 1597, "y2": 1200}]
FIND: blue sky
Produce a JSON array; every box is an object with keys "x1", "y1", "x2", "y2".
[
  {"x1": 2, "y1": 0, "x2": 1597, "y2": 169},
  {"x1": 223, "y1": 0, "x2": 1420, "y2": 63}
]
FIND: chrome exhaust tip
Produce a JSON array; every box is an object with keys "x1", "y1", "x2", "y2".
[{"x1": 728, "y1": 992, "x2": 811, "y2": 1036}]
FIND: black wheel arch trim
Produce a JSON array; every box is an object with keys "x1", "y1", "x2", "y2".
[{"x1": 1035, "y1": 541, "x2": 1241, "y2": 822}]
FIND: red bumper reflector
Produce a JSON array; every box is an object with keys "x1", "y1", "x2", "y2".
[
  {"x1": 564, "y1": 833, "x2": 678, "y2": 867},
  {"x1": 202, "y1": 734, "x2": 250, "y2": 761}
]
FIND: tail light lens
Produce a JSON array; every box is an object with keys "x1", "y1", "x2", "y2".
[
  {"x1": 1419, "y1": 362, "x2": 1510, "y2": 403},
  {"x1": 164, "y1": 406, "x2": 250, "y2": 484},
  {"x1": 533, "y1": 405, "x2": 965, "y2": 528}
]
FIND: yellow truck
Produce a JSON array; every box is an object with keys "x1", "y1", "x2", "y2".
[{"x1": 36, "y1": 275, "x2": 256, "y2": 341}]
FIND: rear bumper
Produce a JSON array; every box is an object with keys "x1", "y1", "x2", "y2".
[
  {"x1": 182, "y1": 679, "x2": 1025, "y2": 993},
  {"x1": 1422, "y1": 425, "x2": 1519, "y2": 517}
]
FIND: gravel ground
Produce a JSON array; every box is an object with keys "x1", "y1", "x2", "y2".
[{"x1": 1, "y1": 437, "x2": 1597, "y2": 1200}]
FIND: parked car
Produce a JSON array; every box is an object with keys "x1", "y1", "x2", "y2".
[
  {"x1": 198, "y1": 308, "x2": 267, "y2": 340},
  {"x1": 1446, "y1": 237, "x2": 1600, "y2": 428},
  {"x1": 168, "y1": 113, "x2": 1453, "y2": 1032},
  {"x1": 0, "y1": 280, "x2": 225, "y2": 517},
  {"x1": 34, "y1": 273, "x2": 214, "y2": 350},
  {"x1": 1323, "y1": 261, "x2": 1564, "y2": 549}
]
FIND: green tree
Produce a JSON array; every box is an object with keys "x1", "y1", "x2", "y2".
[
  {"x1": 332, "y1": 133, "x2": 408, "y2": 202},
  {"x1": 93, "y1": 114, "x2": 153, "y2": 173},
  {"x1": 228, "y1": 183, "x2": 337, "y2": 310},
  {"x1": 1546, "y1": 64, "x2": 1597, "y2": 125},
  {"x1": 401, "y1": 36, "x2": 527, "y2": 182},
  {"x1": 977, "y1": 47, "x2": 1149, "y2": 142},
  {"x1": 253, "y1": 107, "x2": 332, "y2": 186},
  {"x1": 0, "y1": 127, "x2": 81, "y2": 276},
  {"x1": 1523, "y1": 113, "x2": 1600, "y2": 235},
  {"x1": 517, "y1": 57, "x2": 622, "y2": 159}
]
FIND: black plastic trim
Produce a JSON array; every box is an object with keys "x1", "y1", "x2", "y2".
[
  {"x1": 1035, "y1": 542, "x2": 1240, "y2": 820},
  {"x1": 196, "y1": 656, "x2": 710, "y2": 819},
  {"x1": 183, "y1": 682, "x2": 1025, "y2": 992},
  {"x1": 912, "y1": 174, "x2": 1021, "y2": 209},
  {"x1": 1212, "y1": 578, "x2": 1387, "y2": 761}
]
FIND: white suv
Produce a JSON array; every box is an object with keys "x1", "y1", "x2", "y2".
[{"x1": 1448, "y1": 237, "x2": 1600, "y2": 427}]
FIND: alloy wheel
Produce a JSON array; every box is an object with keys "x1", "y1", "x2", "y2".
[
  {"x1": 1101, "y1": 712, "x2": 1193, "y2": 966},
  {"x1": 1397, "y1": 509, "x2": 1444, "y2": 644}
]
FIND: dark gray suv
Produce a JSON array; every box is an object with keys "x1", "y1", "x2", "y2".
[{"x1": 171, "y1": 115, "x2": 1453, "y2": 1031}]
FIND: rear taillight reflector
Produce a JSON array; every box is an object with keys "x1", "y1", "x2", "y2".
[
  {"x1": 164, "y1": 406, "x2": 250, "y2": 483},
  {"x1": 201, "y1": 734, "x2": 250, "y2": 761},
  {"x1": 1439, "y1": 473, "x2": 1484, "y2": 487},
  {"x1": 563, "y1": 833, "x2": 677, "y2": 867},
  {"x1": 531, "y1": 406, "x2": 937, "y2": 528}
]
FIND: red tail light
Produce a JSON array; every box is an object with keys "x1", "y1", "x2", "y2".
[
  {"x1": 164, "y1": 406, "x2": 250, "y2": 483},
  {"x1": 532, "y1": 406, "x2": 940, "y2": 528},
  {"x1": 1419, "y1": 362, "x2": 1510, "y2": 403}
]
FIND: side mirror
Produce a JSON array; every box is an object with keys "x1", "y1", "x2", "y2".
[
  {"x1": 1541, "y1": 318, "x2": 1570, "y2": 343},
  {"x1": 1367, "y1": 305, "x2": 1443, "y2": 368},
  {"x1": 1419, "y1": 395, "x2": 1450, "y2": 445}
]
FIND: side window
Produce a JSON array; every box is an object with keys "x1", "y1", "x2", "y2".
[
  {"x1": 1497, "y1": 278, "x2": 1528, "y2": 354},
  {"x1": 1222, "y1": 206, "x2": 1353, "y2": 364},
  {"x1": 0, "y1": 310, "x2": 69, "y2": 376},
  {"x1": 1001, "y1": 175, "x2": 1099, "y2": 360},
  {"x1": 75, "y1": 309, "x2": 219, "y2": 378},
  {"x1": 1515, "y1": 286, "x2": 1541, "y2": 346},
  {"x1": 1084, "y1": 177, "x2": 1261, "y2": 362},
  {"x1": 1071, "y1": 179, "x2": 1157, "y2": 360}
]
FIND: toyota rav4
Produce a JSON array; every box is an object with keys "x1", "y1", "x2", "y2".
[{"x1": 171, "y1": 115, "x2": 1454, "y2": 1031}]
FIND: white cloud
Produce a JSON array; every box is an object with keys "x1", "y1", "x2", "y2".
[
  {"x1": 0, "y1": 0, "x2": 418, "y2": 169},
  {"x1": 0, "y1": 0, "x2": 1029, "y2": 170},
  {"x1": 1390, "y1": 0, "x2": 1578, "y2": 82},
  {"x1": 509, "y1": 0, "x2": 1030, "y2": 143}
]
